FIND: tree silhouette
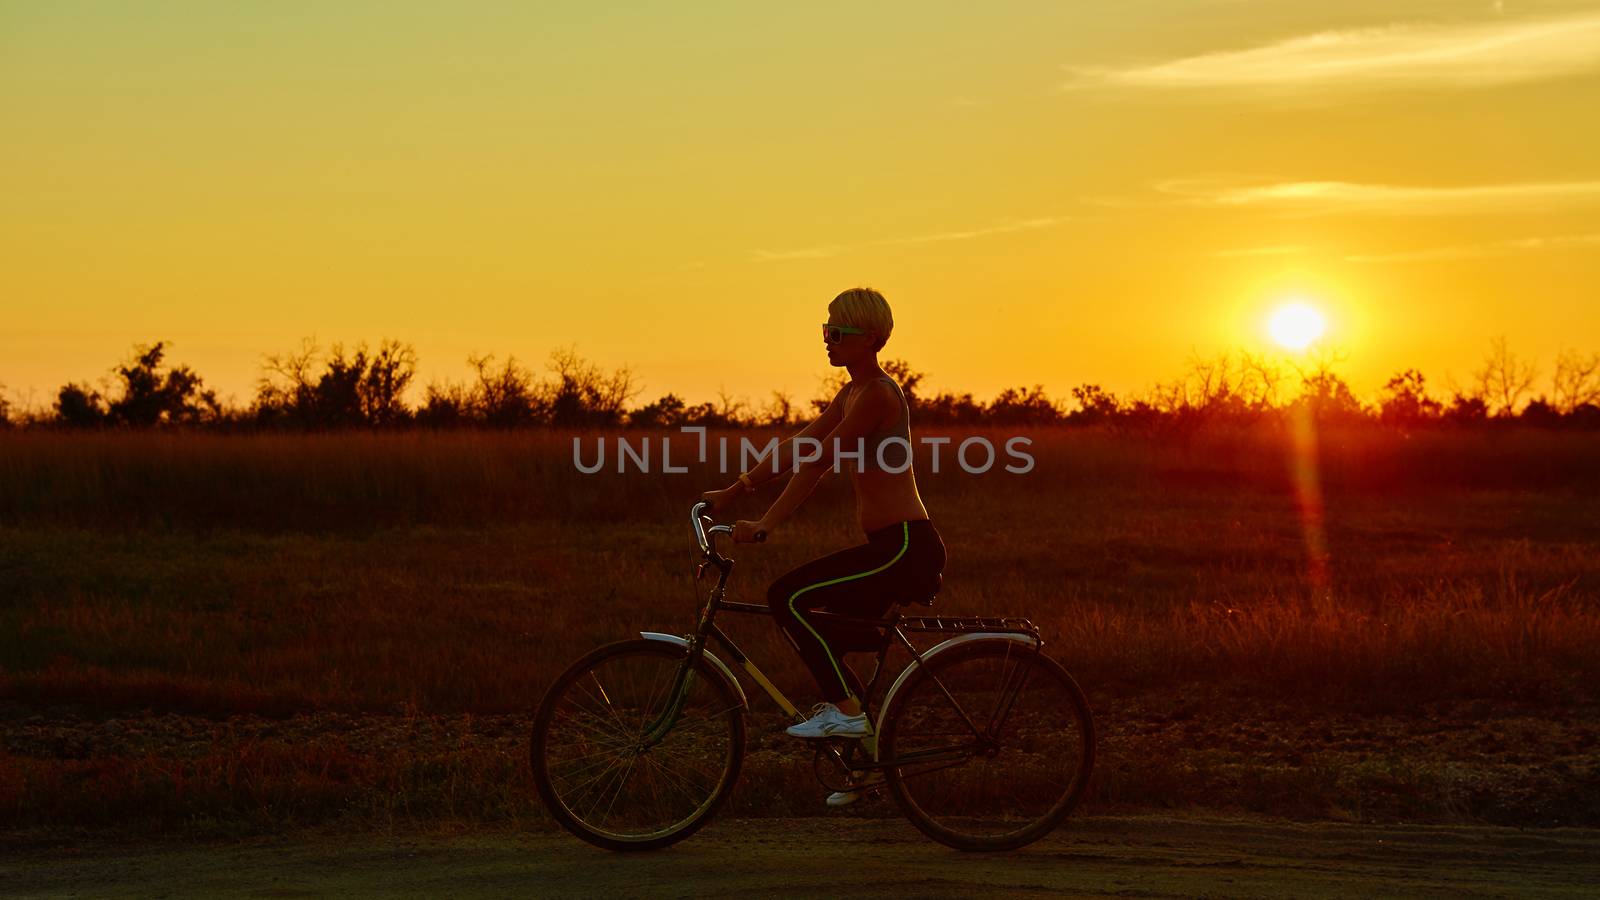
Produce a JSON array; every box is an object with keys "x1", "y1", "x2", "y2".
[
  {"x1": 808, "y1": 358, "x2": 922, "y2": 415},
  {"x1": 1519, "y1": 397, "x2": 1563, "y2": 427},
  {"x1": 256, "y1": 339, "x2": 417, "y2": 428},
  {"x1": 1443, "y1": 392, "x2": 1489, "y2": 424},
  {"x1": 1378, "y1": 369, "x2": 1442, "y2": 426},
  {"x1": 987, "y1": 385, "x2": 1064, "y2": 425},
  {"x1": 360, "y1": 340, "x2": 417, "y2": 426},
  {"x1": 629, "y1": 393, "x2": 688, "y2": 427},
  {"x1": 20, "y1": 334, "x2": 1600, "y2": 432},
  {"x1": 415, "y1": 380, "x2": 471, "y2": 428},
  {"x1": 308, "y1": 346, "x2": 367, "y2": 427},
  {"x1": 1552, "y1": 348, "x2": 1600, "y2": 414},
  {"x1": 1297, "y1": 371, "x2": 1364, "y2": 422},
  {"x1": 50, "y1": 342, "x2": 219, "y2": 428},
  {"x1": 54, "y1": 383, "x2": 106, "y2": 428},
  {"x1": 1239, "y1": 351, "x2": 1286, "y2": 411},
  {"x1": 466, "y1": 354, "x2": 542, "y2": 427},
  {"x1": 881, "y1": 359, "x2": 924, "y2": 408},
  {"x1": 758, "y1": 391, "x2": 796, "y2": 427},
  {"x1": 1473, "y1": 336, "x2": 1537, "y2": 417},
  {"x1": 1139, "y1": 351, "x2": 1280, "y2": 424},
  {"x1": 1069, "y1": 384, "x2": 1120, "y2": 424},
  {"x1": 917, "y1": 390, "x2": 985, "y2": 424},
  {"x1": 547, "y1": 346, "x2": 637, "y2": 427},
  {"x1": 1282, "y1": 346, "x2": 1363, "y2": 423}
]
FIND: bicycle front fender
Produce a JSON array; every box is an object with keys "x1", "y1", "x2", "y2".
[
  {"x1": 876, "y1": 632, "x2": 1041, "y2": 759},
  {"x1": 640, "y1": 631, "x2": 750, "y2": 709}
]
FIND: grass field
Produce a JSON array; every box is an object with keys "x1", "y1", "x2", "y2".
[{"x1": 3, "y1": 425, "x2": 1598, "y2": 834}]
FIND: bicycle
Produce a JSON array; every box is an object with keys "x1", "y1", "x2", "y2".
[{"x1": 530, "y1": 500, "x2": 1095, "y2": 852}]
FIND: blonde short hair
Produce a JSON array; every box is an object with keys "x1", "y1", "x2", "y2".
[{"x1": 828, "y1": 287, "x2": 893, "y2": 351}]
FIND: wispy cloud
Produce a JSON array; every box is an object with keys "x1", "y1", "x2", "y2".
[
  {"x1": 750, "y1": 246, "x2": 846, "y2": 262},
  {"x1": 1211, "y1": 244, "x2": 1308, "y2": 258},
  {"x1": 1063, "y1": 10, "x2": 1600, "y2": 94},
  {"x1": 1346, "y1": 231, "x2": 1600, "y2": 263},
  {"x1": 750, "y1": 216, "x2": 1072, "y2": 263},
  {"x1": 1155, "y1": 177, "x2": 1600, "y2": 216},
  {"x1": 878, "y1": 217, "x2": 1072, "y2": 247}
]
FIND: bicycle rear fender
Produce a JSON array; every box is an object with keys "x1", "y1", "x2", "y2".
[
  {"x1": 640, "y1": 632, "x2": 750, "y2": 709},
  {"x1": 876, "y1": 632, "x2": 1041, "y2": 757}
]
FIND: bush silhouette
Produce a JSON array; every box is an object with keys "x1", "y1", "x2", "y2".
[
  {"x1": 51, "y1": 342, "x2": 218, "y2": 428},
  {"x1": 21, "y1": 336, "x2": 1600, "y2": 432},
  {"x1": 255, "y1": 339, "x2": 416, "y2": 428},
  {"x1": 54, "y1": 382, "x2": 107, "y2": 428},
  {"x1": 1379, "y1": 369, "x2": 1442, "y2": 426},
  {"x1": 1444, "y1": 393, "x2": 1490, "y2": 425}
]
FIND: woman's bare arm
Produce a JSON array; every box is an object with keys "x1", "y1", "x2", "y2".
[
  {"x1": 725, "y1": 384, "x2": 851, "y2": 492},
  {"x1": 748, "y1": 380, "x2": 896, "y2": 534}
]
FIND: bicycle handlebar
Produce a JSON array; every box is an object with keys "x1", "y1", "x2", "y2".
[{"x1": 691, "y1": 500, "x2": 765, "y2": 557}]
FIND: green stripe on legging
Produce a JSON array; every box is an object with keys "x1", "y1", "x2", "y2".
[{"x1": 788, "y1": 521, "x2": 910, "y2": 702}]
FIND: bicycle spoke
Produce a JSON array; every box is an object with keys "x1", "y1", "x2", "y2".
[
  {"x1": 656, "y1": 704, "x2": 743, "y2": 738},
  {"x1": 533, "y1": 642, "x2": 744, "y2": 847},
  {"x1": 643, "y1": 744, "x2": 719, "y2": 790},
  {"x1": 596, "y1": 754, "x2": 640, "y2": 827},
  {"x1": 545, "y1": 714, "x2": 639, "y2": 748},
  {"x1": 560, "y1": 745, "x2": 636, "y2": 799},
  {"x1": 550, "y1": 745, "x2": 636, "y2": 787},
  {"x1": 637, "y1": 751, "x2": 669, "y2": 814},
  {"x1": 636, "y1": 657, "x2": 676, "y2": 732},
  {"x1": 882, "y1": 644, "x2": 1093, "y2": 850},
  {"x1": 581, "y1": 675, "x2": 638, "y2": 738},
  {"x1": 641, "y1": 751, "x2": 716, "y2": 804},
  {"x1": 577, "y1": 753, "x2": 634, "y2": 823}
]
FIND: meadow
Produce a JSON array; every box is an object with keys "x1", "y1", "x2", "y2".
[{"x1": 2, "y1": 424, "x2": 1598, "y2": 834}]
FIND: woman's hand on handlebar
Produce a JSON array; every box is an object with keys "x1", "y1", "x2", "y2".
[
  {"x1": 698, "y1": 485, "x2": 743, "y2": 513},
  {"x1": 733, "y1": 519, "x2": 770, "y2": 543}
]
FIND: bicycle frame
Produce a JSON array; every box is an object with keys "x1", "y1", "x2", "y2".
[{"x1": 643, "y1": 503, "x2": 1045, "y2": 777}]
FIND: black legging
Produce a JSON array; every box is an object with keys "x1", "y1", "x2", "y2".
[{"x1": 767, "y1": 519, "x2": 947, "y2": 704}]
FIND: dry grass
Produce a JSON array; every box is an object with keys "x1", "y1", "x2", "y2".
[{"x1": 2, "y1": 425, "x2": 1598, "y2": 832}]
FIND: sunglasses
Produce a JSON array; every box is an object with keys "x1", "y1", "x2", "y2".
[{"x1": 822, "y1": 323, "x2": 867, "y2": 344}]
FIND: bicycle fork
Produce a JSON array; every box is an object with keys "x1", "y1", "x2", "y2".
[{"x1": 639, "y1": 579, "x2": 725, "y2": 747}]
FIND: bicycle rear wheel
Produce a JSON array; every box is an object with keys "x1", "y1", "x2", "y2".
[
  {"x1": 879, "y1": 639, "x2": 1094, "y2": 851},
  {"x1": 531, "y1": 639, "x2": 746, "y2": 851}
]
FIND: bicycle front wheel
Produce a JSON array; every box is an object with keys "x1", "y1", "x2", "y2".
[
  {"x1": 880, "y1": 639, "x2": 1094, "y2": 851},
  {"x1": 531, "y1": 638, "x2": 746, "y2": 851}
]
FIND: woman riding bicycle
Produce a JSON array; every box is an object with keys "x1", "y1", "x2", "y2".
[
  {"x1": 536, "y1": 296, "x2": 1090, "y2": 841},
  {"x1": 699, "y1": 287, "x2": 947, "y2": 743}
]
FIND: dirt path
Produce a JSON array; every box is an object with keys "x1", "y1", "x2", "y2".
[{"x1": 7, "y1": 816, "x2": 1598, "y2": 899}]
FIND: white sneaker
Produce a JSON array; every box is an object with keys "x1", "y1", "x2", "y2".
[
  {"x1": 827, "y1": 788, "x2": 864, "y2": 807},
  {"x1": 826, "y1": 778, "x2": 883, "y2": 807},
  {"x1": 786, "y1": 702, "x2": 872, "y2": 739}
]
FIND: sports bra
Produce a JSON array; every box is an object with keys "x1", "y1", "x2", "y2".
[{"x1": 844, "y1": 375, "x2": 911, "y2": 471}]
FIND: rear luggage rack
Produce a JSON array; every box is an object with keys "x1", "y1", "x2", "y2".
[{"x1": 897, "y1": 615, "x2": 1039, "y2": 638}]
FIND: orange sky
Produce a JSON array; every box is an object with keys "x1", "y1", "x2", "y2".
[{"x1": 4, "y1": 2, "x2": 1598, "y2": 412}]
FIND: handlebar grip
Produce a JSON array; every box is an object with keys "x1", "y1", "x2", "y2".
[{"x1": 755, "y1": 530, "x2": 767, "y2": 543}]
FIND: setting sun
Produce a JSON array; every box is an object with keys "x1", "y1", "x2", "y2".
[{"x1": 1268, "y1": 302, "x2": 1328, "y2": 351}]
